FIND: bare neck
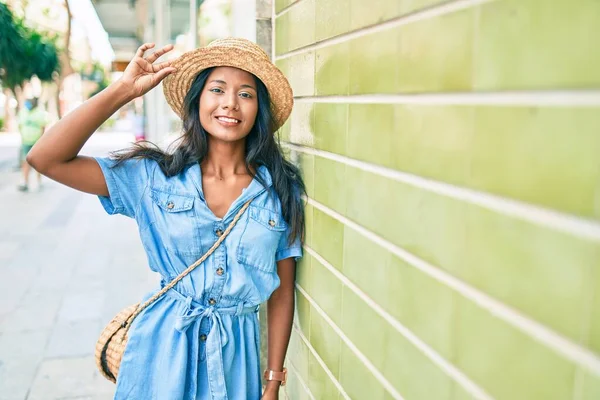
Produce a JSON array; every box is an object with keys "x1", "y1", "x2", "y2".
[{"x1": 201, "y1": 138, "x2": 250, "y2": 179}]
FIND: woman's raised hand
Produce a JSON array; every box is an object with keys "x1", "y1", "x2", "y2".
[{"x1": 118, "y1": 43, "x2": 177, "y2": 100}]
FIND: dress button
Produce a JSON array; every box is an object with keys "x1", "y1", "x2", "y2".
[
  {"x1": 216, "y1": 267, "x2": 224, "y2": 276},
  {"x1": 200, "y1": 334, "x2": 207, "y2": 341},
  {"x1": 268, "y1": 220, "x2": 276, "y2": 227},
  {"x1": 215, "y1": 229, "x2": 223, "y2": 237},
  {"x1": 209, "y1": 298, "x2": 217, "y2": 306},
  {"x1": 166, "y1": 201, "x2": 175, "y2": 209}
]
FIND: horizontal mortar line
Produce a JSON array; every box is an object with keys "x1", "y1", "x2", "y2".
[
  {"x1": 304, "y1": 245, "x2": 494, "y2": 400},
  {"x1": 296, "y1": 284, "x2": 406, "y2": 400},
  {"x1": 274, "y1": 0, "x2": 305, "y2": 18},
  {"x1": 292, "y1": 323, "x2": 352, "y2": 399},
  {"x1": 286, "y1": 359, "x2": 317, "y2": 400},
  {"x1": 293, "y1": 92, "x2": 600, "y2": 106},
  {"x1": 274, "y1": 0, "x2": 495, "y2": 61},
  {"x1": 284, "y1": 143, "x2": 600, "y2": 242},
  {"x1": 305, "y1": 196, "x2": 600, "y2": 376}
]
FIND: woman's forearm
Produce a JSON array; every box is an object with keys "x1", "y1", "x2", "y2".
[
  {"x1": 265, "y1": 261, "x2": 296, "y2": 393},
  {"x1": 267, "y1": 288, "x2": 294, "y2": 369},
  {"x1": 27, "y1": 80, "x2": 134, "y2": 171}
]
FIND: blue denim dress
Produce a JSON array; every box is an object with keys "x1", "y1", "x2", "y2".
[{"x1": 95, "y1": 157, "x2": 302, "y2": 400}]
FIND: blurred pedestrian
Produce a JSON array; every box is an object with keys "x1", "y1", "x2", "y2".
[
  {"x1": 17, "y1": 98, "x2": 48, "y2": 191},
  {"x1": 26, "y1": 38, "x2": 304, "y2": 400},
  {"x1": 129, "y1": 104, "x2": 145, "y2": 141}
]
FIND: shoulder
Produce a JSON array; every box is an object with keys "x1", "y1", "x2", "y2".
[
  {"x1": 255, "y1": 165, "x2": 303, "y2": 208},
  {"x1": 97, "y1": 156, "x2": 160, "y2": 181}
]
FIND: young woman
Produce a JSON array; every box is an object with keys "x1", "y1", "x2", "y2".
[{"x1": 27, "y1": 38, "x2": 305, "y2": 400}]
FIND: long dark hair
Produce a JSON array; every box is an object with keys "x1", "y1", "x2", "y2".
[{"x1": 112, "y1": 67, "x2": 305, "y2": 244}]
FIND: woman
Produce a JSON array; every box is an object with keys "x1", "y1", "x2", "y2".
[{"x1": 27, "y1": 38, "x2": 305, "y2": 400}]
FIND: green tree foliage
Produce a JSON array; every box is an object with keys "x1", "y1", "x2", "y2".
[
  {"x1": 84, "y1": 62, "x2": 110, "y2": 98},
  {"x1": 0, "y1": 3, "x2": 60, "y2": 90},
  {"x1": 26, "y1": 30, "x2": 60, "y2": 82}
]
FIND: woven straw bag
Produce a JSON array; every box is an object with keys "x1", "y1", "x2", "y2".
[{"x1": 95, "y1": 200, "x2": 252, "y2": 383}]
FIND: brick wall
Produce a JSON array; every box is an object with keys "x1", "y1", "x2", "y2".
[{"x1": 273, "y1": 0, "x2": 600, "y2": 399}]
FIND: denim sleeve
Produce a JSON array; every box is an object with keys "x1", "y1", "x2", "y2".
[
  {"x1": 94, "y1": 157, "x2": 151, "y2": 219},
  {"x1": 275, "y1": 224, "x2": 303, "y2": 262}
]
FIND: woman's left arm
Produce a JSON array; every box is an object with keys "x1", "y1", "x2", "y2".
[{"x1": 262, "y1": 257, "x2": 296, "y2": 399}]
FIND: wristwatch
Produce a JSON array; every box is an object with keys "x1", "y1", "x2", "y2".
[{"x1": 264, "y1": 368, "x2": 287, "y2": 386}]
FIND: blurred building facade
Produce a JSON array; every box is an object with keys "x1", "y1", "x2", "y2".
[{"x1": 90, "y1": 0, "x2": 600, "y2": 399}]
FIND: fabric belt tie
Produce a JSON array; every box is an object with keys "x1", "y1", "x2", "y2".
[{"x1": 170, "y1": 291, "x2": 258, "y2": 400}]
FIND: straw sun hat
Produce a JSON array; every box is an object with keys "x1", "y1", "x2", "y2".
[{"x1": 163, "y1": 37, "x2": 293, "y2": 130}]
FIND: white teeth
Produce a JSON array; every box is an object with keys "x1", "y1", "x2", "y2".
[{"x1": 217, "y1": 117, "x2": 239, "y2": 123}]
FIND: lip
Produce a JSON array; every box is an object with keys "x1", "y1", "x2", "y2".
[
  {"x1": 214, "y1": 115, "x2": 241, "y2": 127},
  {"x1": 215, "y1": 115, "x2": 241, "y2": 122}
]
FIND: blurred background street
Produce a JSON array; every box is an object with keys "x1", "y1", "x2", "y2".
[{"x1": 0, "y1": 131, "x2": 157, "y2": 400}]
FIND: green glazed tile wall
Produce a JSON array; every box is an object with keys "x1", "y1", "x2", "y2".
[
  {"x1": 474, "y1": 0, "x2": 600, "y2": 90},
  {"x1": 275, "y1": 0, "x2": 600, "y2": 399},
  {"x1": 275, "y1": 0, "x2": 298, "y2": 14}
]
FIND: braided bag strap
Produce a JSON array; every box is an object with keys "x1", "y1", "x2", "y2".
[{"x1": 121, "y1": 199, "x2": 252, "y2": 334}]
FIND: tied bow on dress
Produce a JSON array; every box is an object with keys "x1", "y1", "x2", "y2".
[{"x1": 174, "y1": 295, "x2": 259, "y2": 400}]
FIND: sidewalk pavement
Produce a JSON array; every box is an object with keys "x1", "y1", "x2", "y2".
[{"x1": 0, "y1": 132, "x2": 159, "y2": 400}]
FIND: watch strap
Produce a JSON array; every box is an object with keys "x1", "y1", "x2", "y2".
[{"x1": 264, "y1": 368, "x2": 287, "y2": 386}]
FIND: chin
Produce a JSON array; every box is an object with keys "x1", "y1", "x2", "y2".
[{"x1": 210, "y1": 129, "x2": 249, "y2": 143}]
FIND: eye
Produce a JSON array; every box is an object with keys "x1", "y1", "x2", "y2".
[
  {"x1": 210, "y1": 88, "x2": 223, "y2": 94},
  {"x1": 239, "y1": 92, "x2": 253, "y2": 99}
]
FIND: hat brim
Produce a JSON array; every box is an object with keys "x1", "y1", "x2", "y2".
[{"x1": 163, "y1": 45, "x2": 293, "y2": 130}]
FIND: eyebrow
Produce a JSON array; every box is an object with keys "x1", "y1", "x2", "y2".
[{"x1": 209, "y1": 80, "x2": 256, "y2": 90}]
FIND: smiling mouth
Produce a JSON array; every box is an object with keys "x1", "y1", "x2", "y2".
[{"x1": 216, "y1": 116, "x2": 241, "y2": 124}]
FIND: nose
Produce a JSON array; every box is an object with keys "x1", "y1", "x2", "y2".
[{"x1": 221, "y1": 92, "x2": 239, "y2": 111}]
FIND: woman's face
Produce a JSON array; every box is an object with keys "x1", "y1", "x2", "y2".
[{"x1": 198, "y1": 66, "x2": 259, "y2": 143}]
